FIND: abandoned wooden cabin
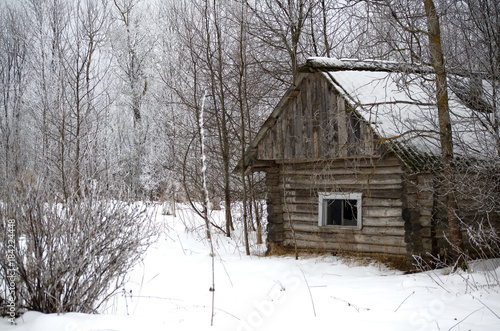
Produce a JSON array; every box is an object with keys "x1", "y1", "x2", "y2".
[{"x1": 237, "y1": 57, "x2": 499, "y2": 267}]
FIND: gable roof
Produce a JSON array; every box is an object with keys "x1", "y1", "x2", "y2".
[{"x1": 237, "y1": 57, "x2": 497, "y2": 173}]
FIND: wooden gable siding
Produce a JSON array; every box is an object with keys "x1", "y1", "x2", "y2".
[
  {"x1": 257, "y1": 73, "x2": 376, "y2": 162},
  {"x1": 267, "y1": 155, "x2": 408, "y2": 256}
]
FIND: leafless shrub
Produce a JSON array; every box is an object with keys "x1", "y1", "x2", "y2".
[
  {"x1": 413, "y1": 159, "x2": 500, "y2": 288},
  {"x1": 0, "y1": 177, "x2": 158, "y2": 316}
]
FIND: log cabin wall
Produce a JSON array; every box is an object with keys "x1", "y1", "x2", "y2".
[
  {"x1": 264, "y1": 155, "x2": 408, "y2": 256},
  {"x1": 258, "y1": 71, "x2": 410, "y2": 258}
]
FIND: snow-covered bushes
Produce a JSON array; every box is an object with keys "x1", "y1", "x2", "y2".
[{"x1": 0, "y1": 178, "x2": 158, "y2": 316}]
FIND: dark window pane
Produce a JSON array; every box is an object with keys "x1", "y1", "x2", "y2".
[
  {"x1": 343, "y1": 200, "x2": 358, "y2": 226},
  {"x1": 326, "y1": 199, "x2": 342, "y2": 225}
]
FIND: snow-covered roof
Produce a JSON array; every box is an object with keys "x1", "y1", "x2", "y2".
[
  {"x1": 237, "y1": 58, "x2": 498, "y2": 173},
  {"x1": 306, "y1": 57, "x2": 498, "y2": 160},
  {"x1": 324, "y1": 69, "x2": 439, "y2": 153}
]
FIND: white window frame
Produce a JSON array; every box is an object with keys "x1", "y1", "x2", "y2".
[{"x1": 318, "y1": 192, "x2": 363, "y2": 230}]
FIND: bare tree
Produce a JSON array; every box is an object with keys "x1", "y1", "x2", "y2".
[
  {"x1": 24, "y1": 0, "x2": 65, "y2": 186},
  {"x1": 445, "y1": 0, "x2": 500, "y2": 155},
  {"x1": 67, "y1": 0, "x2": 111, "y2": 198},
  {"x1": 422, "y1": 0, "x2": 463, "y2": 258},
  {"x1": 235, "y1": 1, "x2": 252, "y2": 255},
  {"x1": 111, "y1": 0, "x2": 153, "y2": 197},
  {"x1": 24, "y1": 0, "x2": 71, "y2": 197},
  {"x1": 22, "y1": 0, "x2": 112, "y2": 200},
  {"x1": 201, "y1": 0, "x2": 235, "y2": 235},
  {"x1": 246, "y1": 0, "x2": 315, "y2": 81},
  {"x1": 443, "y1": 0, "x2": 500, "y2": 264},
  {"x1": 0, "y1": 4, "x2": 27, "y2": 190}
]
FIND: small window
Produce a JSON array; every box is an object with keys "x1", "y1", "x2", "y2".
[{"x1": 318, "y1": 193, "x2": 362, "y2": 229}]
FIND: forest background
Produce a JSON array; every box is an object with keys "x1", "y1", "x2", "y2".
[{"x1": 1, "y1": 0, "x2": 498, "y2": 230}]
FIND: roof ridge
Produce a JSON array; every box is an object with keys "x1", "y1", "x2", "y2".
[{"x1": 301, "y1": 57, "x2": 435, "y2": 75}]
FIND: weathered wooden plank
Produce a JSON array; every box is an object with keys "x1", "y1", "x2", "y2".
[
  {"x1": 294, "y1": 96, "x2": 304, "y2": 158},
  {"x1": 362, "y1": 217, "x2": 404, "y2": 226},
  {"x1": 283, "y1": 105, "x2": 291, "y2": 158},
  {"x1": 278, "y1": 188, "x2": 403, "y2": 200},
  {"x1": 289, "y1": 97, "x2": 297, "y2": 157},
  {"x1": 284, "y1": 232, "x2": 406, "y2": 248},
  {"x1": 268, "y1": 124, "x2": 276, "y2": 159},
  {"x1": 324, "y1": 77, "x2": 335, "y2": 155},
  {"x1": 306, "y1": 76, "x2": 314, "y2": 159},
  {"x1": 363, "y1": 198, "x2": 403, "y2": 207},
  {"x1": 283, "y1": 223, "x2": 405, "y2": 236},
  {"x1": 300, "y1": 79, "x2": 309, "y2": 158},
  {"x1": 257, "y1": 131, "x2": 272, "y2": 160},
  {"x1": 273, "y1": 115, "x2": 279, "y2": 159},
  {"x1": 337, "y1": 97, "x2": 348, "y2": 157},
  {"x1": 257, "y1": 133, "x2": 266, "y2": 159},
  {"x1": 362, "y1": 118, "x2": 375, "y2": 154},
  {"x1": 317, "y1": 76, "x2": 327, "y2": 158},
  {"x1": 364, "y1": 207, "x2": 402, "y2": 218},
  {"x1": 283, "y1": 239, "x2": 407, "y2": 255},
  {"x1": 280, "y1": 214, "x2": 405, "y2": 227},
  {"x1": 282, "y1": 204, "x2": 316, "y2": 214},
  {"x1": 284, "y1": 231, "x2": 405, "y2": 248},
  {"x1": 282, "y1": 213, "x2": 317, "y2": 222},
  {"x1": 283, "y1": 155, "x2": 402, "y2": 168},
  {"x1": 312, "y1": 75, "x2": 320, "y2": 158},
  {"x1": 418, "y1": 209, "x2": 433, "y2": 217},
  {"x1": 282, "y1": 172, "x2": 403, "y2": 182},
  {"x1": 283, "y1": 239, "x2": 406, "y2": 256},
  {"x1": 283, "y1": 196, "x2": 317, "y2": 204},
  {"x1": 421, "y1": 227, "x2": 432, "y2": 237},
  {"x1": 283, "y1": 162, "x2": 403, "y2": 172},
  {"x1": 282, "y1": 165, "x2": 405, "y2": 177},
  {"x1": 419, "y1": 217, "x2": 433, "y2": 228},
  {"x1": 281, "y1": 174, "x2": 403, "y2": 186},
  {"x1": 284, "y1": 183, "x2": 403, "y2": 191}
]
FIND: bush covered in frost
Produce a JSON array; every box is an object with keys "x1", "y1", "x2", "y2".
[{"x1": 0, "y1": 178, "x2": 158, "y2": 315}]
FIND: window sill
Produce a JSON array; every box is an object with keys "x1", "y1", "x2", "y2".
[{"x1": 317, "y1": 224, "x2": 363, "y2": 231}]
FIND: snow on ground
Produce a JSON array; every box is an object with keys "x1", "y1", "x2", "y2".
[{"x1": 2, "y1": 204, "x2": 500, "y2": 330}]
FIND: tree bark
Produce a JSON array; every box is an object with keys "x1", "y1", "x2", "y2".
[
  {"x1": 238, "y1": 2, "x2": 251, "y2": 256},
  {"x1": 423, "y1": 0, "x2": 464, "y2": 258}
]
